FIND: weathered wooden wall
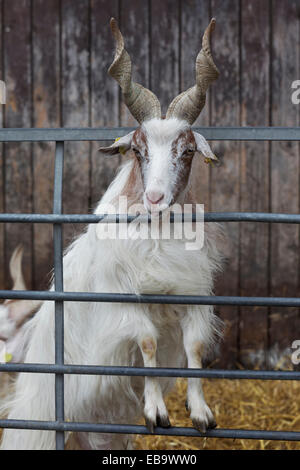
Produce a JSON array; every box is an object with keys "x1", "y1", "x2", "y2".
[{"x1": 0, "y1": 0, "x2": 300, "y2": 367}]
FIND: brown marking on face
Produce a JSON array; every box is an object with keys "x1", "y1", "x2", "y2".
[
  {"x1": 141, "y1": 336, "x2": 157, "y2": 360},
  {"x1": 115, "y1": 157, "x2": 143, "y2": 205},
  {"x1": 132, "y1": 127, "x2": 149, "y2": 162},
  {"x1": 193, "y1": 341, "x2": 204, "y2": 367},
  {"x1": 171, "y1": 129, "x2": 196, "y2": 155},
  {"x1": 131, "y1": 127, "x2": 150, "y2": 193},
  {"x1": 170, "y1": 130, "x2": 196, "y2": 204}
]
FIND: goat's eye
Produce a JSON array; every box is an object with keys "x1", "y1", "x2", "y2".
[
  {"x1": 133, "y1": 148, "x2": 142, "y2": 159},
  {"x1": 182, "y1": 148, "x2": 195, "y2": 157}
]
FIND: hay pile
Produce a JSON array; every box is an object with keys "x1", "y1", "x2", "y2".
[{"x1": 135, "y1": 375, "x2": 300, "y2": 450}]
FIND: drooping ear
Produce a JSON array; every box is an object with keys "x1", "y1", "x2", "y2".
[
  {"x1": 193, "y1": 131, "x2": 218, "y2": 161},
  {"x1": 98, "y1": 131, "x2": 135, "y2": 156}
]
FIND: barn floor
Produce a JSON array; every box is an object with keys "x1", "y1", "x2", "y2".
[
  {"x1": 135, "y1": 376, "x2": 300, "y2": 450},
  {"x1": 0, "y1": 372, "x2": 299, "y2": 450}
]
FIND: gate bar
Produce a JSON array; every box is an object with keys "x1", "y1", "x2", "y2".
[
  {"x1": 0, "y1": 126, "x2": 300, "y2": 141},
  {"x1": 53, "y1": 141, "x2": 65, "y2": 450},
  {"x1": 1, "y1": 212, "x2": 300, "y2": 224},
  {"x1": 0, "y1": 363, "x2": 299, "y2": 380},
  {"x1": 1, "y1": 289, "x2": 300, "y2": 307},
  {"x1": 0, "y1": 419, "x2": 299, "y2": 442}
]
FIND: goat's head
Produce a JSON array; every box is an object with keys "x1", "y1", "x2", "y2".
[{"x1": 99, "y1": 18, "x2": 219, "y2": 212}]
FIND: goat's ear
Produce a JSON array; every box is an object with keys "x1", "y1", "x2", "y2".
[
  {"x1": 193, "y1": 131, "x2": 218, "y2": 162},
  {"x1": 98, "y1": 131, "x2": 135, "y2": 156}
]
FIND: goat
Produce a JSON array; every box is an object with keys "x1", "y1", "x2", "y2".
[
  {"x1": 0, "y1": 18, "x2": 225, "y2": 450},
  {"x1": 0, "y1": 246, "x2": 42, "y2": 407}
]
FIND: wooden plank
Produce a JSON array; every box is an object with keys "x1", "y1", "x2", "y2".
[
  {"x1": 90, "y1": 0, "x2": 119, "y2": 207},
  {"x1": 269, "y1": 0, "x2": 300, "y2": 356},
  {"x1": 150, "y1": 0, "x2": 180, "y2": 114},
  {"x1": 3, "y1": 0, "x2": 33, "y2": 289},
  {"x1": 32, "y1": 0, "x2": 60, "y2": 290},
  {"x1": 61, "y1": 0, "x2": 90, "y2": 245},
  {"x1": 181, "y1": 0, "x2": 210, "y2": 210},
  {"x1": 210, "y1": 0, "x2": 240, "y2": 368},
  {"x1": 239, "y1": 0, "x2": 270, "y2": 366},
  {"x1": 120, "y1": 0, "x2": 150, "y2": 127},
  {"x1": 118, "y1": 0, "x2": 150, "y2": 182},
  {"x1": 0, "y1": 0, "x2": 4, "y2": 290}
]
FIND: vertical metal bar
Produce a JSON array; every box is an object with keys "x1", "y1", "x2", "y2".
[{"x1": 53, "y1": 141, "x2": 65, "y2": 450}]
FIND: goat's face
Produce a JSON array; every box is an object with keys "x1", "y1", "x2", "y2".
[
  {"x1": 99, "y1": 18, "x2": 220, "y2": 212},
  {"x1": 101, "y1": 118, "x2": 217, "y2": 212},
  {"x1": 133, "y1": 119, "x2": 195, "y2": 211}
]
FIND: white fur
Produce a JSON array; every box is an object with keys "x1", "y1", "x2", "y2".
[
  {"x1": 0, "y1": 306, "x2": 16, "y2": 340},
  {"x1": 142, "y1": 119, "x2": 190, "y2": 211},
  {"x1": 0, "y1": 119, "x2": 224, "y2": 450}
]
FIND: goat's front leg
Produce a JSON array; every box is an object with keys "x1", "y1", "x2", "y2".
[
  {"x1": 180, "y1": 308, "x2": 218, "y2": 432},
  {"x1": 138, "y1": 335, "x2": 170, "y2": 432}
]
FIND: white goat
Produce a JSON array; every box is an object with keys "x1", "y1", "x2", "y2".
[
  {"x1": 0, "y1": 246, "x2": 41, "y2": 363},
  {"x1": 0, "y1": 246, "x2": 42, "y2": 406},
  {"x1": 0, "y1": 18, "x2": 224, "y2": 450}
]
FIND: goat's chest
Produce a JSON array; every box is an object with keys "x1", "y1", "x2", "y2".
[{"x1": 102, "y1": 238, "x2": 211, "y2": 296}]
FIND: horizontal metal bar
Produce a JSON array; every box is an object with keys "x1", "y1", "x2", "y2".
[
  {"x1": 1, "y1": 212, "x2": 300, "y2": 224},
  {"x1": 0, "y1": 419, "x2": 299, "y2": 441},
  {"x1": 1, "y1": 289, "x2": 300, "y2": 307},
  {"x1": 0, "y1": 363, "x2": 299, "y2": 380},
  {"x1": 0, "y1": 127, "x2": 299, "y2": 142}
]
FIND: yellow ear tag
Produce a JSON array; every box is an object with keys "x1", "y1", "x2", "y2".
[
  {"x1": 5, "y1": 353, "x2": 12, "y2": 363},
  {"x1": 204, "y1": 157, "x2": 215, "y2": 167},
  {"x1": 114, "y1": 137, "x2": 126, "y2": 155}
]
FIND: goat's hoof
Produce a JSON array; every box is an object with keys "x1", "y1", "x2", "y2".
[
  {"x1": 144, "y1": 411, "x2": 170, "y2": 433},
  {"x1": 191, "y1": 415, "x2": 217, "y2": 433},
  {"x1": 187, "y1": 400, "x2": 217, "y2": 433},
  {"x1": 157, "y1": 414, "x2": 171, "y2": 428},
  {"x1": 145, "y1": 416, "x2": 155, "y2": 433}
]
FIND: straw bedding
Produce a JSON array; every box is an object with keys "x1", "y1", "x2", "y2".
[
  {"x1": 135, "y1": 374, "x2": 300, "y2": 450},
  {"x1": 1, "y1": 370, "x2": 299, "y2": 450}
]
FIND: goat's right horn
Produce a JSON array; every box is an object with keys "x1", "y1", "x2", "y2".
[
  {"x1": 108, "y1": 18, "x2": 161, "y2": 124},
  {"x1": 166, "y1": 18, "x2": 219, "y2": 125}
]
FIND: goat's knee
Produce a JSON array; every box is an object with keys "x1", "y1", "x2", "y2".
[{"x1": 141, "y1": 336, "x2": 157, "y2": 363}]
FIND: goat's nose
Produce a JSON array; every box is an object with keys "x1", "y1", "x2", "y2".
[{"x1": 146, "y1": 190, "x2": 164, "y2": 205}]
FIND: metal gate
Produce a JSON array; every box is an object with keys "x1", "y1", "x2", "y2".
[{"x1": 0, "y1": 126, "x2": 300, "y2": 450}]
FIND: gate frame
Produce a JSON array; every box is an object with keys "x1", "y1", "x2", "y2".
[{"x1": 0, "y1": 126, "x2": 299, "y2": 449}]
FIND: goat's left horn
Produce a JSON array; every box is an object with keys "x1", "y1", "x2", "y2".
[
  {"x1": 108, "y1": 18, "x2": 161, "y2": 124},
  {"x1": 166, "y1": 18, "x2": 219, "y2": 125}
]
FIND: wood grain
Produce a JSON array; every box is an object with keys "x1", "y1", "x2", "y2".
[
  {"x1": 210, "y1": 0, "x2": 240, "y2": 368},
  {"x1": 90, "y1": 0, "x2": 119, "y2": 208},
  {"x1": 269, "y1": 0, "x2": 300, "y2": 354},
  {"x1": 3, "y1": 0, "x2": 33, "y2": 289},
  {"x1": 118, "y1": 1, "x2": 150, "y2": 178},
  {"x1": 120, "y1": 1, "x2": 150, "y2": 127},
  {"x1": 0, "y1": 1, "x2": 298, "y2": 364},
  {"x1": 32, "y1": 0, "x2": 60, "y2": 289},
  {"x1": 150, "y1": 0, "x2": 180, "y2": 114},
  {"x1": 181, "y1": 0, "x2": 211, "y2": 210},
  {"x1": 61, "y1": 0, "x2": 90, "y2": 246},
  {"x1": 0, "y1": 0, "x2": 4, "y2": 290},
  {"x1": 239, "y1": 0, "x2": 270, "y2": 366}
]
